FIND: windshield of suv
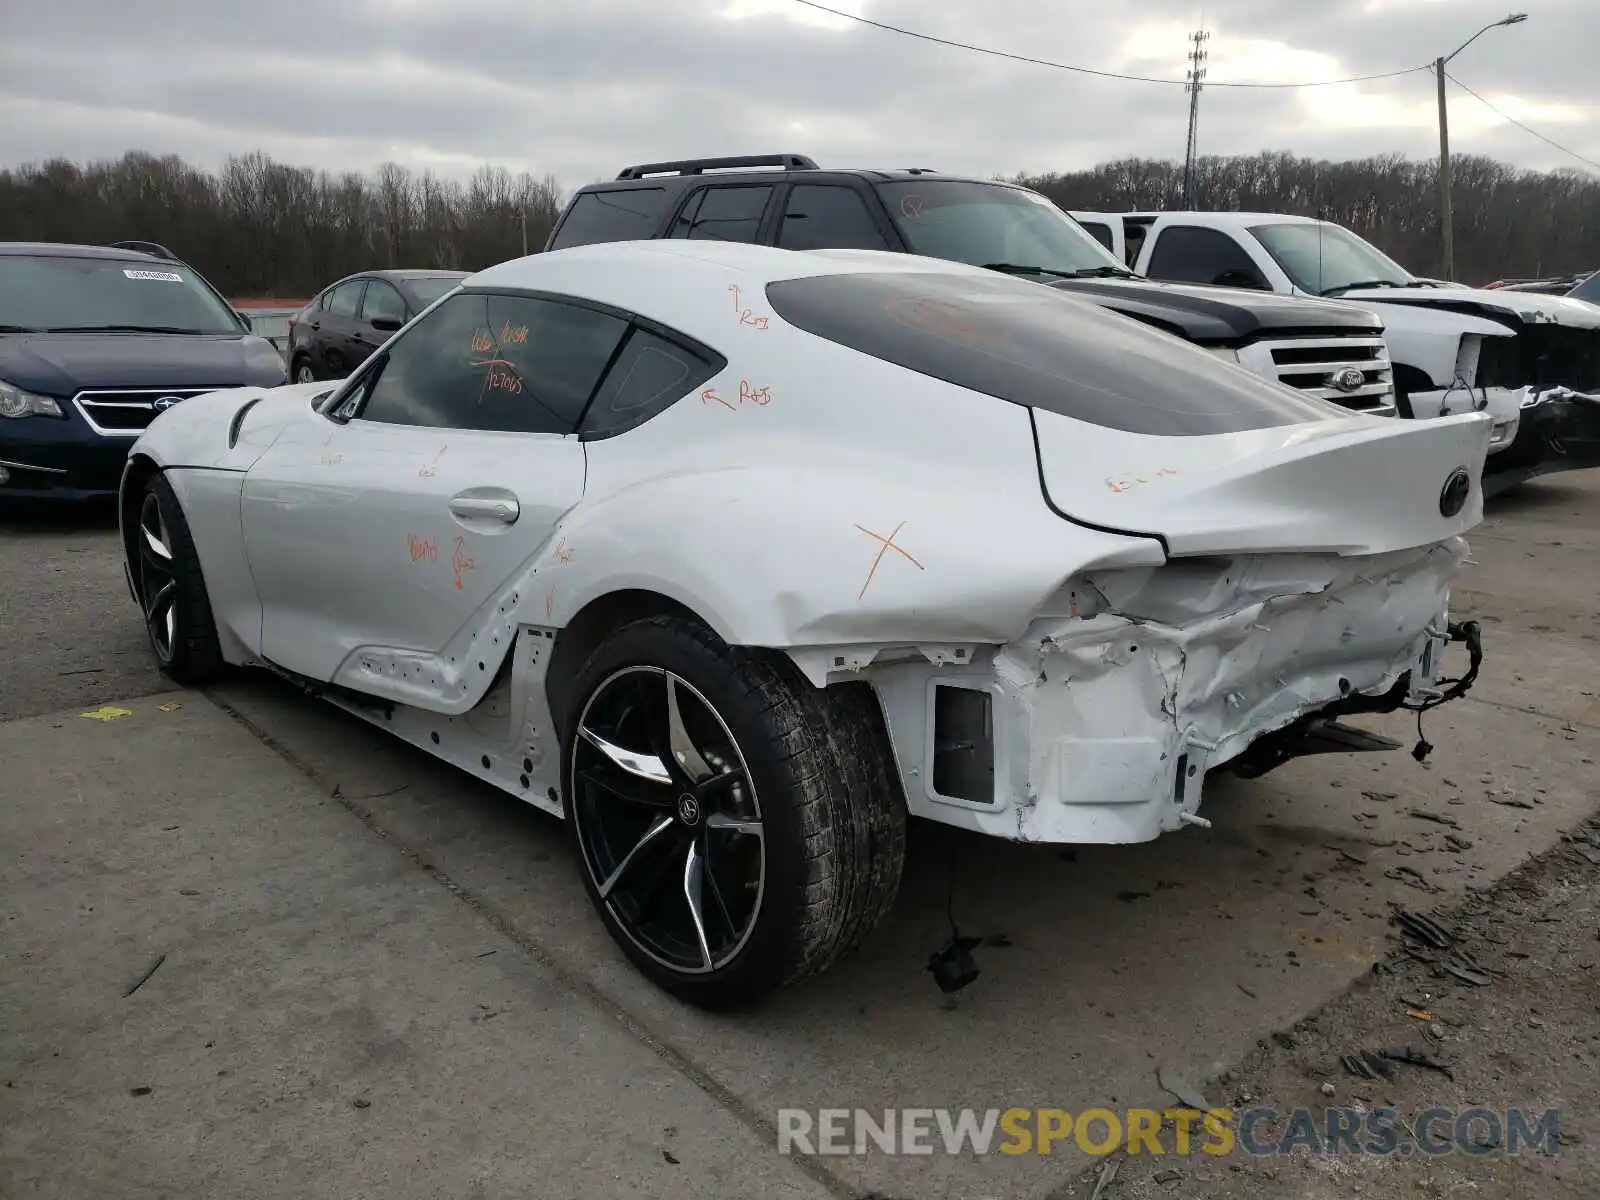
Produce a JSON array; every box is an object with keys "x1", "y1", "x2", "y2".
[
  {"x1": 1568, "y1": 270, "x2": 1600, "y2": 305},
  {"x1": 1248, "y1": 222, "x2": 1413, "y2": 295},
  {"x1": 875, "y1": 180, "x2": 1131, "y2": 278},
  {"x1": 0, "y1": 254, "x2": 243, "y2": 334}
]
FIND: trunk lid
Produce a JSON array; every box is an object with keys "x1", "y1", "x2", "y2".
[{"x1": 1032, "y1": 409, "x2": 1492, "y2": 556}]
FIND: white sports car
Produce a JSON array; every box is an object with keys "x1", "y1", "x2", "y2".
[{"x1": 120, "y1": 240, "x2": 1488, "y2": 1006}]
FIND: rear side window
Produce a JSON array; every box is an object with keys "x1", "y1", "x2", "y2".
[
  {"x1": 1145, "y1": 226, "x2": 1267, "y2": 289},
  {"x1": 578, "y1": 327, "x2": 725, "y2": 439},
  {"x1": 326, "y1": 279, "x2": 365, "y2": 317},
  {"x1": 549, "y1": 188, "x2": 672, "y2": 249},
  {"x1": 777, "y1": 185, "x2": 891, "y2": 251},
  {"x1": 764, "y1": 271, "x2": 1350, "y2": 436},
  {"x1": 672, "y1": 186, "x2": 773, "y2": 243}
]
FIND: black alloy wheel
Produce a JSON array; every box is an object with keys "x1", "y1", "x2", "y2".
[{"x1": 570, "y1": 665, "x2": 765, "y2": 976}]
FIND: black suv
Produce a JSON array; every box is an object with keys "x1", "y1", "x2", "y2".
[
  {"x1": 0, "y1": 240, "x2": 288, "y2": 503},
  {"x1": 547, "y1": 154, "x2": 1396, "y2": 415}
]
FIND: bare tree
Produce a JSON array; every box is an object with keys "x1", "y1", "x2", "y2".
[
  {"x1": 1018, "y1": 150, "x2": 1600, "y2": 283},
  {"x1": 2, "y1": 147, "x2": 1593, "y2": 296}
]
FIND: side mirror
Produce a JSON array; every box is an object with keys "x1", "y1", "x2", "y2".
[
  {"x1": 234, "y1": 310, "x2": 254, "y2": 331},
  {"x1": 370, "y1": 315, "x2": 404, "y2": 332}
]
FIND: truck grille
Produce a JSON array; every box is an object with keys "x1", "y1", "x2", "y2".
[
  {"x1": 1239, "y1": 336, "x2": 1396, "y2": 416},
  {"x1": 71, "y1": 387, "x2": 221, "y2": 436}
]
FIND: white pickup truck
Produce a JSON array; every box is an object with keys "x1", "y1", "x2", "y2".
[{"x1": 1071, "y1": 210, "x2": 1600, "y2": 492}]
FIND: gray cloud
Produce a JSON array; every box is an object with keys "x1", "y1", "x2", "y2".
[{"x1": 0, "y1": 0, "x2": 1594, "y2": 190}]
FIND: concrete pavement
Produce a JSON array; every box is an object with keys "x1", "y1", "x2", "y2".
[
  {"x1": 2, "y1": 469, "x2": 1597, "y2": 1199},
  {"x1": 0, "y1": 694, "x2": 832, "y2": 1200}
]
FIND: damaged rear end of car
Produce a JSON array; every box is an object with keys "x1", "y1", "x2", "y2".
[{"x1": 767, "y1": 268, "x2": 1490, "y2": 845}]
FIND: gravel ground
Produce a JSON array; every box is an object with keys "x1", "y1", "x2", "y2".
[{"x1": 1061, "y1": 806, "x2": 1600, "y2": 1200}]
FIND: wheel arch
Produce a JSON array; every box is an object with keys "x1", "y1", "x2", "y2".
[
  {"x1": 119, "y1": 451, "x2": 164, "y2": 586},
  {"x1": 545, "y1": 587, "x2": 715, "y2": 736},
  {"x1": 1391, "y1": 362, "x2": 1434, "y2": 419}
]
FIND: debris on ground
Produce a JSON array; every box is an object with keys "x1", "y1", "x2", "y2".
[
  {"x1": 1408, "y1": 807, "x2": 1461, "y2": 827},
  {"x1": 1340, "y1": 1044, "x2": 1454, "y2": 1081},
  {"x1": 122, "y1": 953, "x2": 166, "y2": 998},
  {"x1": 1088, "y1": 1156, "x2": 1121, "y2": 1200},
  {"x1": 1156, "y1": 1066, "x2": 1209, "y2": 1111},
  {"x1": 1392, "y1": 906, "x2": 1458, "y2": 948},
  {"x1": 1440, "y1": 956, "x2": 1494, "y2": 987}
]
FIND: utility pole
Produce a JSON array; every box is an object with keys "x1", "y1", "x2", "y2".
[
  {"x1": 1435, "y1": 57, "x2": 1451, "y2": 282},
  {"x1": 1433, "y1": 12, "x2": 1527, "y2": 280},
  {"x1": 1182, "y1": 29, "x2": 1209, "y2": 211}
]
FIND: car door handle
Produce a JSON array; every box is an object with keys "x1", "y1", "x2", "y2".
[{"x1": 449, "y1": 493, "x2": 519, "y2": 524}]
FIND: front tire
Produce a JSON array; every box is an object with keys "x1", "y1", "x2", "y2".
[
  {"x1": 292, "y1": 356, "x2": 316, "y2": 384},
  {"x1": 132, "y1": 474, "x2": 227, "y2": 685},
  {"x1": 561, "y1": 615, "x2": 905, "y2": 1008}
]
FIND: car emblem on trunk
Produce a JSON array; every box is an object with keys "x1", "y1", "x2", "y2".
[
  {"x1": 1439, "y1": 468, "x2": 1471, "y2": 517},
  {"x1": 1330, "y1": 368, "x2": 1365, "y2": 393},
  {"x1": 151, "y1": 395, "x2": 184, "y2": 411}
]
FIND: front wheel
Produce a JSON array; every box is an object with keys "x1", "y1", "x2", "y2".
[
  {"x1": 131, "y1": 474, "x2": 227, "y2": 685},
  {"x1": 292, "y1": 356, "x2": 316, "y2": 384},
  {"x1": 561, "y1": 615, "x2": 905, "y2": 1008}
]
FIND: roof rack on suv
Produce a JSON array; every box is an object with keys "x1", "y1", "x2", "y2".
[
  {"x1": 615, "y1": 153, "x2": 819, "y2": 180},
  {"x1": 108, "y1": 239, "x2": 177, "y2": 260}
]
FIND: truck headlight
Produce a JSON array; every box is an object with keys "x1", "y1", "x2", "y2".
[{"x1": 0, "y1": 378, "x2": 65, "y2": 419}]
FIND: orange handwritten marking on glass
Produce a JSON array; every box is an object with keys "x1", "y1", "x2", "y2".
[
  {"x1": 408, "y1": 534, "x2": 438, "y2": 563},
  {"x1": 499, "y1": 321, "x2": 529, "y2": 344},
  {"x1": 452, "y1": 536, "x2": 476, "y2": 590},
  {"x1": 470, "y1": 329, "x2": 495, "y2": 354},
  {"x1": 485, "y1": 365, "x2": 523, "y2": 394}
]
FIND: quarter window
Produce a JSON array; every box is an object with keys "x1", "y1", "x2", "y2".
[
  {"x1": 777, "y1": 185, "x2": 891, "y2": 251},
  {"x1": 549, "y1": 188, "x2": 672, "y2": 249},
  {"x1": 356, "y1": 291, "x2": 628, "y2": 433},
  {"x1": 579, "y1": 327, "x2": 724, "y2": 439}
]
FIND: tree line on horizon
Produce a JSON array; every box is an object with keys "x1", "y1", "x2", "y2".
[{"x1": 0, "y1": 148, "x2": 1594, "y2": 298}]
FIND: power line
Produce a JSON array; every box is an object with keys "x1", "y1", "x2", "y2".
[
  {"x1": 786, "y1": 0, "x2": 1430, "y2": 88},
  {"x1": 1445, "y1": 72, "x2": 1600, "y2": 175}
]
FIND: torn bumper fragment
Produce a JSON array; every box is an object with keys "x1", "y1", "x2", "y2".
[{"x1": 866, "y1": 539, "x2": 1480, "y2": 845}]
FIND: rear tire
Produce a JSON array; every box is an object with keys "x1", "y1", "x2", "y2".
[
  {"x1": 292, "y1": 356, "x2": 316, "y2": 384},
  {"x1": 560, "y1": 614, "x2": 905, "y2": 1009},
  {"x1": 131, "y1": 474, "x2": 227, "y2": 685}
]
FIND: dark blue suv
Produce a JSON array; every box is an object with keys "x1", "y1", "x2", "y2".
[{"x1": 0, "y1": 240, "x2": 288, "y2": 502}]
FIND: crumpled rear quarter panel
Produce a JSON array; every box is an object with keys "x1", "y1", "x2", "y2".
[{"x1": 867, "y1": 538, "x2": 1467, "y2": 844}]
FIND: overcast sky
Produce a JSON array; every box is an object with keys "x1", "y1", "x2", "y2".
[{"x1": 0, "y1": 0, "x2": 1594, "y2": 190}]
